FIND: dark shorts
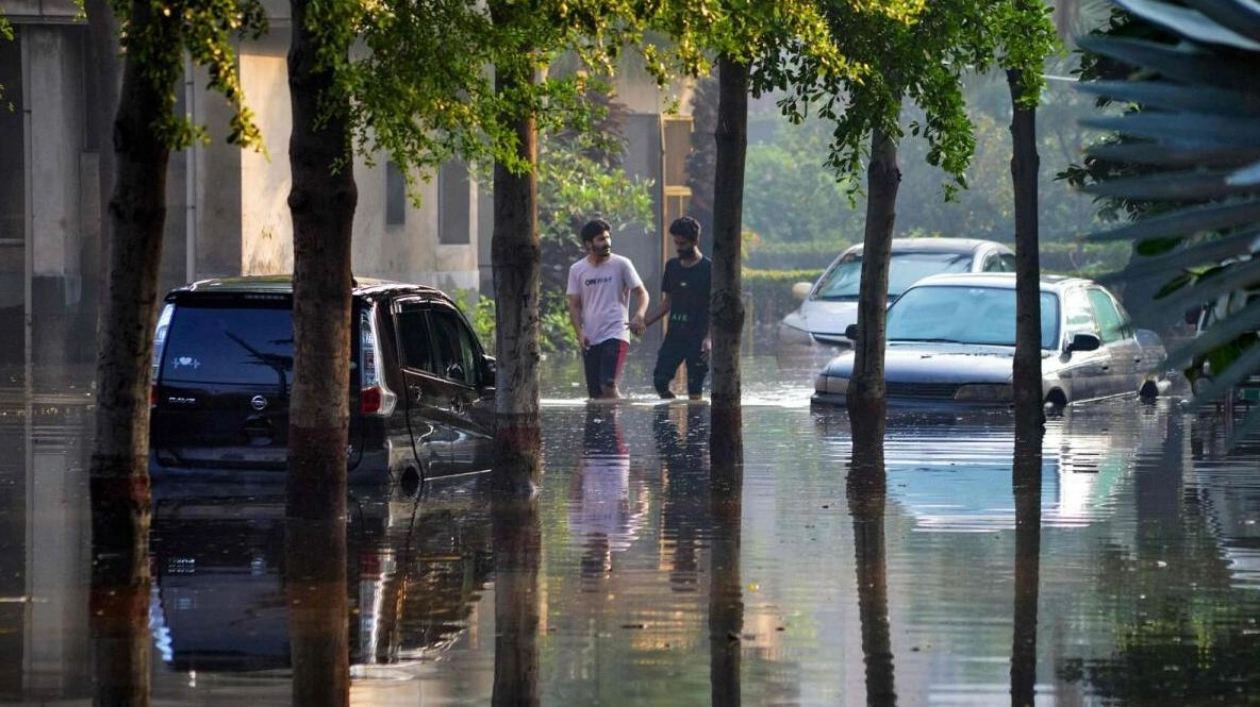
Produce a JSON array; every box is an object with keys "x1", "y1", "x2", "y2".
[{"x1": 584, "y1": 338, "x2": 628, "y2": 398}]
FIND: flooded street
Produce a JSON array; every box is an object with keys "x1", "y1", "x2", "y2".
[{"x1": 3, "y1": 354, "x2": 1260, "y2": 705}]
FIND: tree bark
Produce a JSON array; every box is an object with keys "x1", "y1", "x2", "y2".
[
  {"x1": 488, "y1": 0, "x2": 542, "y2": 490},
  {"x1": 287, "y1": 0, "x2": 356, "y2": 702},
  {"x1": 88, "y1": 0, "x2": 178, "y2": 702},
  {"x1": 710, "y1": 54, "x2": 749, "y2": 467},
  {"x1": 1008, "y1": 68, "x2": 1044, "y2": 436},
  {"x1": 846, "y1": 126, "x2": 900, "y2": 441}
]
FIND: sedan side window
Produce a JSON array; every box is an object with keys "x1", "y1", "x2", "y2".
[
  {"x1": 981, "y1": 252, "x2": 1016, "y2": 272},
  {"x1": 429, "y1": 308, "x2": 479, "y2": 386},
  {"x1": 1063, "y1": 289, "x2": 1098, "y2": 339},
  {"x1": 1086, "y1": 288, "x2": 1129, "y2": 344}
]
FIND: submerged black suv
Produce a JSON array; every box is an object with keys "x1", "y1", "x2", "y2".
[{"x1": 149, "y1": 276, "x2": 496, "y2": 489}]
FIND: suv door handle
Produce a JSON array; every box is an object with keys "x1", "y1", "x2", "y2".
[{"x1": 409, "y1": 384, "x2": 422, "y2": 400}]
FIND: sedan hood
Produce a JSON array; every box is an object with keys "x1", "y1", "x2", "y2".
[{"x1": 822, "y1": 343, "x2": 1038, "y2": 384}]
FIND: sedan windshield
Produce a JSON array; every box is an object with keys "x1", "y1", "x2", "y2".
[
  {"x1": 814, "y1": 251, "x2": 973, "y2": 301},
  {"x1": 886, "y1": 285, "x2": 1060, "y2": 348}
]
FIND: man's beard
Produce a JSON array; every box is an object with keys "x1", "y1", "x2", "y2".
[
  {"x1": 678, "y1": 246, "x2": 696, "y2": 259},
  {"x1": 595, "y1": 245, "x2": 612, "y2": 258}
]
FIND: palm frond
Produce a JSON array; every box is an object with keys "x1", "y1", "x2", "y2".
[
  {"x1": 1076, "y1": 35, "x2": 1257, "y2": 92},
  {"x1": 1076, "y1": 80, "x2": 1260, "y2": 116},
  {"x1": 1115, "y1": 0, "x2": 1260, "y2": 49},
  {"x1": 1185, "y1": 0, "x2": 1260, "y2": 44}
]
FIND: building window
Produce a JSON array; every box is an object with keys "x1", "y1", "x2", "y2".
[
  {"x1": 386, "y1": 161, "x2": 406, "y2": 226},
  {"x1": 438, "y1": 160, "x2": 471, "y2": 245}
]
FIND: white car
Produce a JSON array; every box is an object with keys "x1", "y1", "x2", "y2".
[{"x1": 779, "y1": 237, "x2": 1017, "y2": 350}]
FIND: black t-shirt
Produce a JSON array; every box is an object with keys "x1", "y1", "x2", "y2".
[{"x1": 661, "y1": 256, "x2": 712, "y2": 339}]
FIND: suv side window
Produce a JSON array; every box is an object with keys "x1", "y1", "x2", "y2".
[
  {"x1": 429, "y1": 307, "x2": 480, "y2": 386},
  {"x1": 395, "y1": 301, "x2": 434, "y2": 372},
  {"x1": 1086, "y1": 288, "x2": 1129, "y2": 344}
]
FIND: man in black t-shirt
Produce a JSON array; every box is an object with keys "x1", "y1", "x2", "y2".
[{"x1": 645, "y1": 217, "x2": 712, "y2": 400}]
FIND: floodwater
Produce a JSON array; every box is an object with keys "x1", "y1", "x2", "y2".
[{"x1": 3, "y1": 353, "x2": 1260, "y2": 706}]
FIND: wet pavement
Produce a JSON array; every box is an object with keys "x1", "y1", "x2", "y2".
[{"x1": 3, "y1": 353, "x2": 1260, "y2": 705}]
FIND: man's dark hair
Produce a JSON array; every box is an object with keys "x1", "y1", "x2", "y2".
[
  {"x1": 580, "y1": 218, "x2": 612, "y2": 243},
  {"x1": 669, "y1": 216, "x2": 701, "y2": 242}
]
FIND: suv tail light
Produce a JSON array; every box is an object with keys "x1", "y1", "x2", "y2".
[{"x1": 360, "y1": 308, "x2": 397, "y2": 417}]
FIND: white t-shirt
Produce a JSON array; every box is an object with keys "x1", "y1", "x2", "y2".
[{"x1": 566, "y1": 254, "x2": 644, "y2": 345}]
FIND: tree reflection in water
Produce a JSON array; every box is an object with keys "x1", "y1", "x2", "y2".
[
  {"x1": 285, "y1": 476, "x2": 349, "y2": 707},
  {"x1": 848, "y1": 422, "x2": 896, "y2": 707},
  {"x1": 90, "y1": 477, "x2": 152, "y2": 707},
  {"x1": 492, "y1": 454, "x2": 542, "y2": 707},
  {"x1": 710, "y1": 417, "x2": 743, "y2": 707},
  {"x1": 1011, "y1": 424, "x2": 1043, "y2": 707}
]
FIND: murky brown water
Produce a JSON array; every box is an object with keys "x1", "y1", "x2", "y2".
[{"x1": 2, "y1": 354, "x2": 1260, "y2": 705}]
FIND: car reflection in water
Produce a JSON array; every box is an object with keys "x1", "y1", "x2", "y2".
[
  {"x1": 813, "y1": 401, "x2": 1176, "y2": 533},
  {"x1": 148, "y1": 478, "x2": 494, "y2": 673}
]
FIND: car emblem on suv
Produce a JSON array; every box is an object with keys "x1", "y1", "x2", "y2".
[{"x1": 251, "y1": 395, "x2": 268, "y2": 411}]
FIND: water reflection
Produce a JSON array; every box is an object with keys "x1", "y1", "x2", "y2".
[
  {"x1": 148, "y1": 478, "x2": 494, "y2": 676},
  {"x1": 491, "y1": 460, "x2": 542, "y2": 707},
  {"x1": 570, "y1": 407, "x2": 645, "y2": 586},
  {"x1": 1011, "y1": 427, "x2": 1042, "y2": 707},
  {"x1": 848, "y1": 424, "x2": 896, "y2": 707},
  {"x1": 709, "y1": 413, "x2": 742, "y2": 707},
  {"x1": 7, "y1": 356, "x2": 1260, "y2": 705}
]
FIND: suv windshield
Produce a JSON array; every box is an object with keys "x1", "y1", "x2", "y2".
[
  {"x1": 813, "y1": 251, "x2": 973, "y2": 301},
  {"x1": 159, "y1": 303, "x2": 295, "y2": 389}
]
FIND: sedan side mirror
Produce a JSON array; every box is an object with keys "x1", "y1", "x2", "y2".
[
  {"x1": 1065, "y1": 332, "x2": 1101, "y2": 354},
  {"x1": 791, "y1": 282, "x2": 812, "y2": 301},
  {"x1": 844, "y1": 323, "x2": 859, "y2": 341}
]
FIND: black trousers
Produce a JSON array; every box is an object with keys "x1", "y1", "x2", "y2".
[{"x1": 653, "y1": 333, "x2": 708, "y2": 396}]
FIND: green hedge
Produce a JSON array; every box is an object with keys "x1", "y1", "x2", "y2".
[{"x1": 743, "y1": 268, "x2": 824, "y2": 327}]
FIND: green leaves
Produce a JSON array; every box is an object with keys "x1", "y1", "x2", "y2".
[{"x1": 106, "y1": 0, "x2": 267, "y2": 151}]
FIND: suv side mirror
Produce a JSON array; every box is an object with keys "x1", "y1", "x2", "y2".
[
  {"x1": 1065, "y1": 332, "x2": 1100, "y2": 354},
  {"x1": 844, "y1": 323, "x2": 859, "y2": 341},
  {"x1": 481, "y1": 355, "x2": 496, "y2": 388},
  {"x1": 791, "y1": 282, "x2": 812, "y2": 301}
]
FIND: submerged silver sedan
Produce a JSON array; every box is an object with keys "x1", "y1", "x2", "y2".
[{"x1": 811, "y1": 273, "x2": 1171, "y2": 410}]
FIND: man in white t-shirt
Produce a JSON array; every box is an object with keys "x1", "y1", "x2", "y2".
[{"x1": 566, "y1": 218, "x2": 649, "y2": 399}]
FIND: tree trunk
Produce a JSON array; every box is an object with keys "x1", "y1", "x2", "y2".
[
  {"x1": 286, "y1": 0, "x2": 356, "y2": 702},
  {"x1": 1011, "y1": 427, "x2": 1043, "y2": 707},
  {"x1": 710, "y1": 54, "x2": 748, "y2": 467},
  {"x1": 848, "y1": 428, "x2": 896, "y2": 706},
  {"x1": 1008, "y1": 68, "x2": 1044, "y2": 436},
  {"x1": 88, "y1": 0, "x2": 178, "y2": 702},
  {"x1": 846, "y1": 126, "x2": 900, "y2": 440},
  {"x1": 488, "y1": 0, "x2": 542, "y2": 491}
]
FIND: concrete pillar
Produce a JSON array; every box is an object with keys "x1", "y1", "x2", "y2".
[{"x1": 26, "y1": 27, "x2": 89, "y2": 377}]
